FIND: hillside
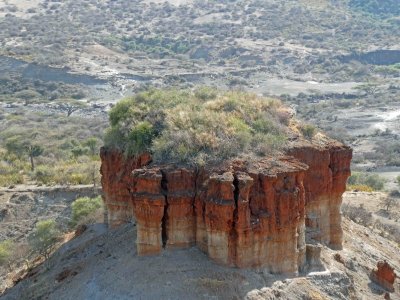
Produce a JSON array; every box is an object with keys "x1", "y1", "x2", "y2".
[{"x1": 1, "y1": 211, "x2": 399, "y2": 300}]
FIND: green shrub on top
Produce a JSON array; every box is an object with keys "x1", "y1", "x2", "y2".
[{"x1": 104, "y1": 88, "x2": 291, "y2": 165}]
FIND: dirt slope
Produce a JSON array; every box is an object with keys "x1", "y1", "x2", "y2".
[{"x1": 1, "y1": 216, "x2": 399, "y2": 300}]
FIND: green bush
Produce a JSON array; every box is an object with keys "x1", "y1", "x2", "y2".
[
  {"x1": 34, "y1": 165, "x2": 55, "y2": 185},
  {"x1": 0, "y1": 240, "x2": 14, "y2": 268},
  {"x1": 347, "y1": 172, "x2": 386, "y2": 191},
  {"x1": 194, "y1": 86, "x2": 218, "y2": 101},
  {"x1": 300, "y1": 124, "x2": 317, "y2": 139},
  {"x1": 104, "y1": 89, "x2": 290, "y2": 165},
  {"x1": 28, "y1": 219, "x2": 60, "y2": 260},
  {"x1": 71, "y1": 196, "x2": 103, "y2": 227},
  {"x1": 0, "y1": 173, "x2": 24, "y2": 186}
]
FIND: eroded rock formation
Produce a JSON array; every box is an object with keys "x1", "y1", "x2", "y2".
[{"x1": 100, "y1": 139, "x2": 352, "y2": 273}]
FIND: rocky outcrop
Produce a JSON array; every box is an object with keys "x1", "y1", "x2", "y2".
[
  {"x1": 371, "y1": 261, "x2": 397, "y2": 292},
  {"x1": 100, "y1": 139, "x2": 352, "y2": 273},
  {"x1": 100, "y1": 148, "x2": 151, "y2": 228},
  {"x1": 287, "y1": 140, "x2": 352, "y2": 249}
]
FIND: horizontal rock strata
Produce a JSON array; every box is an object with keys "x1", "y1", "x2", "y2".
[{"x1": 100, "y1": 141, "x2": 352, "y2": 273}]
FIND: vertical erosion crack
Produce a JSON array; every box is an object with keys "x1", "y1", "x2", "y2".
[{"x1": 161, "y1": 170, "x2": 168, "y2": 248}]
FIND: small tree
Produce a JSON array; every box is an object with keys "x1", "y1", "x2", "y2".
[
  {"x1": 353, "y1": 83, "x2": 380, "y2": 96},
  {"x1": 56, "y1": 100, "x2": 86, "y2": 117},
  {"x1": 84, "y1": 137, "x2": 100, "y2": 156},
  {"x1": 28, "y1": 219, "x2": 60, "y2": 261},
  {"x1": 380, "y1": 196, "x2": 399, "y2": 212},
  {"x1": 5, "y1": 136, "x2": 43, "y2": 171},
  {"x1": 27, "y1": 144, "x2": 44, "y2": 171}
]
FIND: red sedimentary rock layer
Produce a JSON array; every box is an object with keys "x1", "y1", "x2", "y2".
[
  {"x1": 287, "y1": 140, "x2": 352, "y2": 249},
  {"x1": 100, "y1": 140, "x2": 352, "y2": 273},
  {"x1": 371, "y1": 261, "x2": 397, "y2": 292},
  {"x1": 100, "y1": 148, "x2": 151, "y2": 228}
]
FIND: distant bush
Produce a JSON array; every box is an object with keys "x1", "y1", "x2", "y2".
[
  {"x1": 347, "y1": 172, "x2": 386, "y2": 191},
  {"x1": 0, "y1": 240, "x2": 14, "y2": 270},
  {"x1": 347, "y1": 184, "x2": 374, "y2": 193},
  {"x1": 70, "y1": 196, "x2": 103, "y2": 227},
  {"x1": 194, "y1": 86, "x2": 218, "y2": 101},
  {"x1": 104, "y1": 89, "x2": 290, "y2": 165},
  {"x1": 34, "y1": 165, "x2": 55, "y2": 185},
  {"x1": 342, "y1": 204, "x2": 373, "y2": 227},
  {"x1": 299, "y1": 123, "x2": 317, "y2": 139}
]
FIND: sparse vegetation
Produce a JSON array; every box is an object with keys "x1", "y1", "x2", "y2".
[
  {"x1": 342, "y1": 204, "x2": 373, "y2": 227},
  {"x1": 0, "y1": 240, "x2": 14, "y2": 271},
  {"x1": 349, "y1": 0, "x2": 400, "y2": 16},
  {"x1": 347, "y1": 172, "x2": 386, "y2": 191},
  {"x1": 299, "y1": 123, "x2": 316, "y2": 139},
  {"x1": 70, "y1": 196, "x2": 103, "y2": 227},
  {"x1": 0, "y1": 108, "x2": 106, "y2": 187},
  {"x1": 104, "y1": 89, "x2": 289, "y2": 165},
  {"x1": 380, "y1": 195, "x2": 399, "y2": 212},
  {"x1": 28, "y1": 219, "x2": 61, "y2": 261}
]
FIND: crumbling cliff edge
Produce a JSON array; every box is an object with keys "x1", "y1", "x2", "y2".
[{"x1": 100, "y1": 138, "x2": 352, "y2": 273}]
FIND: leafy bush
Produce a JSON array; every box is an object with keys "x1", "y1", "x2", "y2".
[
  {"x1": 28, "y1": 219, "x2": 60, "y2": 260},
  {"x1": 71, "y1": 196, "x2": 103, "y2": 227},
  {"x1": 104, "y1": 89, "x2": 290, "y2": 165},
  {"x1": 347, "y1": 172, "x2": 386, "y2": 191},
  {"x1": 300, "y1": 124, "x2": 317, "y2": 139},
  {"x1": 0, "y1": 240, "x2": 14, "y2": 269},
  {"x1": 34, "y1": 165, "x2": 55, "y2": 185}
]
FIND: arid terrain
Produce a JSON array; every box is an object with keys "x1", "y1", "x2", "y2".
[
  {"x1": 0, "y1": 192, "x2": 399, "y2": 300},
  {"x1": 0, "y1": 0, "x2": 399, "y2": 299}
]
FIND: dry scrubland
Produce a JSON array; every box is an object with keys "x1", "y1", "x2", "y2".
[
  {"x1": 0, "y1": 106, "x2": 107, "y2": 187},
  {"x1": 0, "y1": 0, "x2": 399, "y2": 298}
]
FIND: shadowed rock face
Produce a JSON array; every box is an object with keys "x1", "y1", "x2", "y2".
[
  {"x1": 100, "y1": 149, "x2": 151, "y2": 228},
  {"x1": 100, "y1": 140, "x2": 352, "y2": 273}
]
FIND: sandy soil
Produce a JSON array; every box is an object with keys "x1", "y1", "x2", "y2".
[{"x1": 343, "y1": 191, "x2": 400, "y2": 226}]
